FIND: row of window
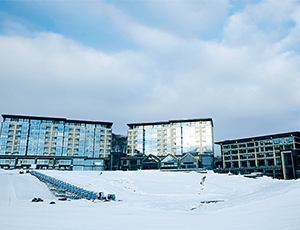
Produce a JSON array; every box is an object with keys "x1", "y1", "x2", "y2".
[
  {"x1": 225, "y1": 152, "x2": 275, "y2": 161},
  {"x1": 2, "y1": 123, "x2": 111, "y2": 133},
  {"x1": 0, "y1": 158, "x2": 105, "y2": 166},
  {"x1": 2, "y1": 138, "x2": 110, "y2": 147},
  {"x1": 130, "y1": 121, "x2": 211, "y2": 130},
  {"x1": 223, "y1": 137, "x2": 294, "y2": 150},
  {"x1": 4, "y1": 118, "x2": 110, "y2": 128},
  {"x1": 224, "y1": 144, "x2": 294, "y2": 155},
  {"x1": 225, "y1": 158, "x2": 281, "y2": 168}
]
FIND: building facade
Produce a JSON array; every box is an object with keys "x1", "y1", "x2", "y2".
[
  {"x1": 127, "y1": 118, "x2": 214, "y2": 157},
  {"x1": 215, "y1": 132, "x2": 300, "y2": 179},
  {"x1": 119, "y1": 152, "x2": 214, "y2": 171},
  {"x1": 0, "y1": 114, "x2": 112, "y2": 170}
]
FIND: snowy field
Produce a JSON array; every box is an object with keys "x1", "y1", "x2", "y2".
[{"x1": 1, "y1": 169, "x2": 300, "y2": 230}]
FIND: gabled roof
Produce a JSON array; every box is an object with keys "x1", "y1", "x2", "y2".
[
  {"x1": 120, "y1": 155, "x2": 145, "y2": 160},
  {"x1": 161, "y1": 154, "x2": 178, "y2": 162},
  {"x1": 142, "y1": 154, "x2": 160, "y2": 163},
  {"x1": 180, "y1": 153, "x2": 198, "y2": 162}
]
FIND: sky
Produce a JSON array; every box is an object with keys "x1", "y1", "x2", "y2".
[{"x1": 1, "y1": 0, "x2": 300, "y2": 148}]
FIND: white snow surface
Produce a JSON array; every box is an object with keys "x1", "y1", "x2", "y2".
[{"x1": 1, "y1": 169, "x2": 300, "y2": 230}]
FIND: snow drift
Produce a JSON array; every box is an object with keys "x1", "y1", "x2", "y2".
[{"x1": 0, "y1": 169, "x2": 299, "y2": 230}]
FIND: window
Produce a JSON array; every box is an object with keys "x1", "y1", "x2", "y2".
[
  {"x1": 241, "y1": 161, "x2": 247, "y2": 167},
  {"x1": 267, "y1": 159, "x2": 274, "y2": 166},
  {"x1": 274, "y1": 139, "x2": 282, "y2": 144},
  {"x1": 265, "y1": 152, "x2": 273, "y2": 157},
  {"x1": 240, "y1": 155, "x2": 246, "y2": 160},
  {"x1": 247, "y1": 142, "x2": 254, "y2": 147},
  {"x1": 284, "y1": 144, "x2": 293, "y2": 150},
  {"x1": 231, "y1": 150, "x2": 238, "y2": 154},
  {"x1": 265, "y1": 146, "x2": 273, "y2": 151},
  {"x1": 276, "y1": 158, "x2": 282, "y2": 166},
  {"x1": 223, "y1": 151, "x2": 230, "y2": 155},
  {"x1": 73, "y1": 158, "x2": 84, "y2": 165},
  {"x1": 249, "y1": 160, "x2": 256, "y2": 167},
  {"x1": 257, "y1": 153, "x2": 264, "y2": 158},
  {"x1": 258, "y1": 160, "x2": 265, "y2": 167},
  {"x1": 284, "y1": 137, "x2": 293, "y2": 143},
  {"x1": 232, "y1": 155, "x2": 238, "y2": 160},
  {"x1": 131, "y1": 160, "x2": 137, "y2": 165},
  {"x1": 264, "y1": 139, "x2": 272, "y2": 145},
  {"x1": 232, "y1": 161, "x2": 238, "y2": 168},
  {"x1": 223, "y1": 145, "x2": 230, "y2": 150}
]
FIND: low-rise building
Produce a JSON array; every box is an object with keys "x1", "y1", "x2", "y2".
[
  {"x1": 215, "y1": 132, "x2": 300, "y2": 179},
  {"x1": 119, "y1": 152, "x2": 214, "y2": 171}
]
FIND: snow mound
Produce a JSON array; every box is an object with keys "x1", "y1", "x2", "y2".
[
  {"x1": 0, "y1": 169, "x2": 300, "y2": 230},
  {"x1": 0, "y1": 169, "x2": 53, "y2": 201}
]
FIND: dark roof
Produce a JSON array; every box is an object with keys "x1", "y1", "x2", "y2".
[
  {"x1": 215, "y1": 131, "x2": 300, "y2": 145},
  {"x1": 142, "y1": 154, "x2": 160, "y2": 162},
  {"x1": 120, "y1": 155, "x2": 145, "y2": 160},
  {"x1": 2, "y1": 114, "x2": 113, "y2": 127},
  {"x1": 127, "y1": 118, "x2": 213, "y2": 128}
]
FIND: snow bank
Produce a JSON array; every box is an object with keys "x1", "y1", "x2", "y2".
[
  {"x1": 0, "y1": 169, "x2": 300, "y2": 230},
  {"x1": 0, "y1": 169, "x2": 53, "y2": 201}
]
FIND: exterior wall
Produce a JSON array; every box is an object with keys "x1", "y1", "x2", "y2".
[
  {"x1": 0, "y1": 115, "x2": 112, "y2": 170},
  {"x1": 160, "y1": 154, "x2": 179, "y2": 169},
  {"x1": 127, "y1": 118, "x2": 214, "y2": 157},
  {"x1": 179, "y1": 153, "x2": 198, "y2": 169},
  {"x1": 141, "y1": 155, "x2": 160, "y2": 170},
  {"x1": 120, "y1": 156, "x2": 144, "y2": 170},
  {"x1": 216, "y1": 132, "x2": 300, "y2": 179}
]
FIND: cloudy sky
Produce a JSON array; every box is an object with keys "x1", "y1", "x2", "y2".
[{"x1": 1, "y1": 0, "x2": 300, "y2": 146}]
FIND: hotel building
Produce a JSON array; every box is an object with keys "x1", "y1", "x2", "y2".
[
  {"x1": 215, "y1": 132, "x2": 300, "y2": 179},
  {"x1": 0, "y1": 114, "x2": 112, "y2": 170},
  {"x1": 126, "y1": 118, "x2": 214, "y2": 157}
]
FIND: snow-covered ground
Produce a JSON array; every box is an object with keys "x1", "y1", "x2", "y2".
[{"x1": 1, "y1": 169, "x2": 300, "y2": 230}]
